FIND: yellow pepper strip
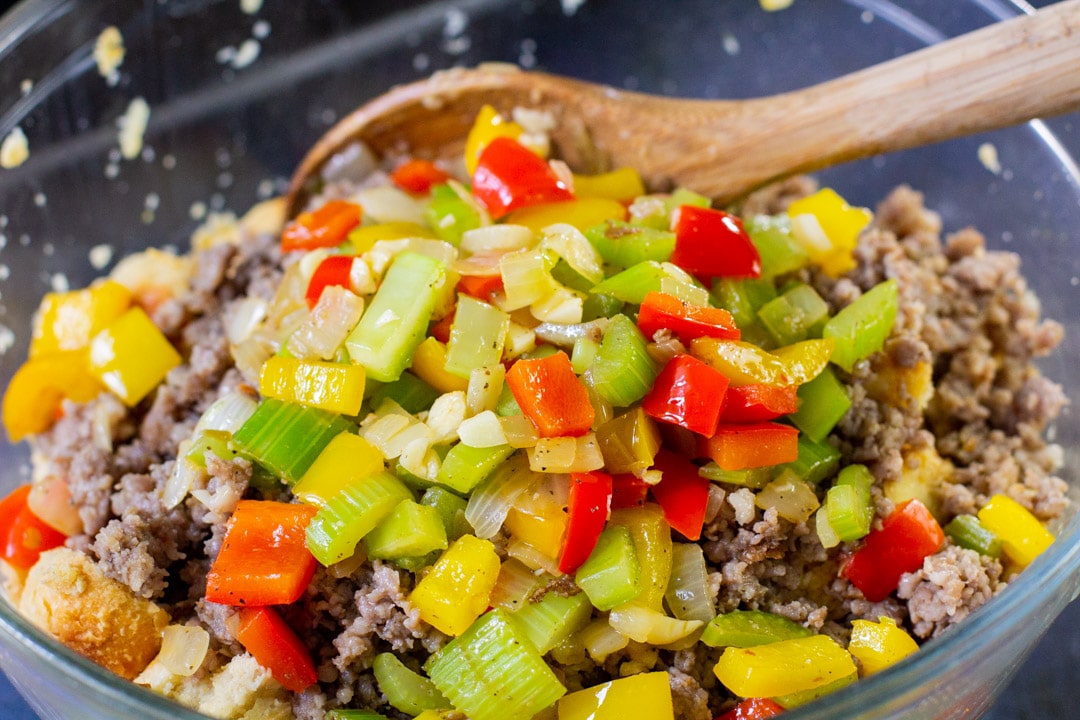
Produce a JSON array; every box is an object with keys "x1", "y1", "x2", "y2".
[
  {"x1": 30, "y1": 279, "x2": 132, "y2": 357},
  {"x1": 770, "y1": 338, "x2": 835, "y2": 385},
  {"x1": 410, "y1": 534, "x2": 500, "y2": 636},
  {"x1": 571, "y1": 167, "x2": 646, "y2": 202},
  {"x1": 714, "y1": 634, "x2": 857, "y2": 698},
  {"x1": 2, "y1": 350, "x2": 103, "y2": 441},
  {"x1": 505, "y1": 198, "x2": 626, "y2": 234},
  {"x1": 787, "y1": 188, "x2": 872, "y2": 277},
  {"x1": 847, "y1": 617, "x2": 919, "y2": 675},
  {"x1": 348, "y1": 221, "x2": 435, "y2": 254},
  {"x1": 976, "y1": 493, "x2": 1055, "y2": 567},
  {"x1": 504, "y1": 492, "x2": 567, "y2": 560},
  {"x1": 690, "y1": 337, "x2": 834, "y2": 387},
  {"x1": 411, "y1": 337, "x2": 470, "y2": 393},
  {"x1": 557, "y1": 671, "x2": 674, "y2": 720},
  {"x1": 88, "y1": 307, "x2": 181, "y2": 407},
  {"x1": 464, "y1": 104, "x2": 527, "y2": 176},
  {"x1": 292, "y1": 432, "x2": 386, "y2": 507},
  {"x1": 259, "y1": 355, "x2": 366, "y2": 416}
]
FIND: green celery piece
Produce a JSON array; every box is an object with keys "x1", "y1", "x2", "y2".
[
  {"x1": 666, "y1": 187, "x2": 712, "y2": 212},
  {"x1": 495, "y1": 383, "x2": 522, "y2": 416},
  {"x1": 585, "y1": 221, "x2": 676, "y2": 268},
  {"x1": 588, "y1": 261, "x2": 668, "y2": 304},
  {"x1": 570, "y1": 335, "x2": 600, "y2": 375},
  {"x1": 773, "y1": 671, "x2": 857, "y2": 709},
  {"x1": 757, "y1": 283, "x2": 830, "y2": 346},
  {"x1": 826, "y1": 464, "x2": 874, "y2": 542},
  {"x1": 436, "y1": 443, "x2": 515, "y2": 494},
  {"x1": 324, "y1": 711, "x2": 388, "y2": 720},
  {"x1": 521, "y1": 344, "x2": 560, "y2": 360},
  {"x1": 346, "y1": 251, "x2": 449, "y2": 382},
  {"x1": 574, "y1": 525, "x2": 642, "y2": 611},
  {"x1": 823, "y1": 278, "x2": 900, "y2": 372},
  {"x1": 426, "y1": 608, "x2": 566, "y2": 720},
  {"x1": 184, "y1": 429, "x2": 237, "y2": 468},
  {"x1": 393, "y1": 457, "x2": 438, "y2": 492},
  {"x1": 370, "y1": 371, "x2": 440, "y2": 414},
  {"x1": 713, "y1": 277, "x2": 777, "y2": 329},
  {"x1": 791, "y1": 366, "x2": 852, "y2": 442},
  {"x1": 945, "y1": 514, "x2": 1003, "y2": 558},
  {"x1": 392, "y1": 553, "x2": 439, "y2": 573},
  {"x1": 550, "y1": 258, "x2": 595, "y2": 293},
  {"x1": 445, "y1": 295, "x2": 510, "y2": 378},
  {"x1": 420, "y1": 487, "x2": 471, "y2": 541},
  {"x1": 778, "y1": 435, "x2": 842, "y2": 486},
  {"x1": 698, "y1": 463, "x2": 773, "y2": 490},
  {"x1": 581, "y1": 292, "x2": 623, "y2": 322},
  {"x1": 424, "y1": 183, "x2": 480, "y2": 245},
  {"x1": 511, "y1": 590, "x2": 592, "y2": 655},
  {"x1": 372, "y1": 652, "x2": 450, "y2": 716},
  {"x1": 232, "y1": 398, "x2": 352, "y2": 485},
  {"x1": 700, "y1": 610, "x2": 814, "y2": 648},
  {"x1": 365, "y1": 499, "x2": 448, "y2": 559},
  {"x1": 305, "y1": 471, "x2": 413, "y2": 566},
  {"x1": 744, "y1": 214, "x2": 810, "y2": 280},
  {"x1": 588, "y1": 314, "x2": 658, "y2": 407}
]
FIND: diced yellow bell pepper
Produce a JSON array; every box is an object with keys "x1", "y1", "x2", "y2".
[
  {"x1": 88, "y1": 307, "x2": 181, "y2": 407},
  {"x1": 348, "y1": 221, "x2": 435, "y2": 254},
  {"x1": 465, "y1": 104, "x2": 530, "y2": 176},
  {"x1": 410, "y1": 337, "x2": 469, "y2": 393},
  {"x1": 609, "y1": 505, "x2": 672, "y2": 612},
  {"x1": 690, "y1": 337, "x2": 833, "y2": 387},
  {"x1": 714, "y1": 634, "x2": 858, "y2": 698},
  {"x1": 259, "y1": 355, "x2": 366, "y2": 415},
  {"x1": 571, "y1": 167, "x2": 646, "y2": 202},
  {"x1": 292, "y1": 431, "x2": 386, "y2": 507},
  {"x1": 30, "y1": 279, "x2": 132, "y2": 357},
  {"x1": 410, "y1": 534, "x2": 500, "y2": 636},
  {"x1": 848, "y1": 617, "x2": 919, "y2": 675},
  {"x1": 504, "y1": 492, "x2": 567, "y2": 560},
  {"x1": 557, "y1": 671, "x2": 673, "y2": 720},
  {"x1": 977, "y1": 493, "x2": 1054, "y2": 567},
  {"x1": 506, "y1": 198, "x2": 626, "y2": 234},
  {"x1": 2, "y1": 350, "x2": 104, "y2": 441},
  {"x1": 787, "y1": 188, "x2": 872, "y2": 277}
]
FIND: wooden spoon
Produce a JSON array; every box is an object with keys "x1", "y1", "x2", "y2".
[{"x1": 287, "y1": 0, "x2": 1080, "y2": 215}]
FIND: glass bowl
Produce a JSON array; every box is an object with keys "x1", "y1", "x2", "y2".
[{"x1": 0, "y1": 1, "x2": 1077, "y2": 719}]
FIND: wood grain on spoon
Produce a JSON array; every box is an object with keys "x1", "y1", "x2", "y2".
[{"x1": 287, "y1": 0, "x2": 1080, "y2": 215}]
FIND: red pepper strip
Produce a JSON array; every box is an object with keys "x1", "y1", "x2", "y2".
[
  {"x1": 670, "y1": 205, "x2": 761, "y2": 282},
  {"x1": 558, "y1": 471, "x2": 614, "y2": 573},
  {"x1": 458, "y1": 274, "x2": 505, "y2": 304},
  {"x1": 236, "y1": 606, "x2": 318, "y2": 693},
  {"x1": 699, "y1": 422, "x2": 799, "y2": 471},
  {"x1": 390, "y1": 158, "x2": 451, "y2": 195},
  {"x1": 637, "y1": 291, "x2": 741, "y2": 342},
  {"x1": 0, "y1": 485, "x2": 66, "y2": 570},
  {"x1": 471, "y1": 136, "x2": 574, "y2": 219},
  {"x1": 205, "y1": 500, "x2": 318, "y2": 606},
  {"x1": 716, "y1": 698, "x2": 786, "y2": 720},
  {"x1": 718, "y1": 383, "x2": 799, "y2": 423},
  {"x1": 304, "y1": 254, "x2": 355, "y2": 309},
  {"x1": 281, "y1": 200, "x2": 362, "y2": 252},
  {"x1": 842, "y1": 498, "x2": 945, "y2": 602},
  {"x1": 611, "y1": 473, "x2": 651, "y2": 510},
  {"x1": 429, "y1": 309, "x2": 455, "y2": 344},
  {"x1": 641, "y1": 354, "x2": 729, "y2": 437},
  {"x1": 506, "y1": 351, "x2": 595, "y2": 437},
  {"x1": 649, "y1": 449, "x2": 710, "y2": 541}
]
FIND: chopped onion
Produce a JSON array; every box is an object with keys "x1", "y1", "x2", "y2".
[
  {"x1": 489, "y1": 558, "x2": 544, "y2": 612},
  {"x1": 580, "y1": 618, "x2": 629, "y2": 662},
  {"x1": 790, "y1": 213, "x2": 833, "y2": 255},
  {"x1": 467, "y1": 364, "x2": 505, "y2": 415},
  {"x1": 461, "y1": 224, "x2": 535, "y2": 255},
  {"x1": 500, "y1": 414, "x2": 539, "y2": 449},
  {"x1": 499, "y1": 249, "x2": 556, "y2": 311},
  {"x1": 320, "y1": 141, "x2": 378, "y2": 184},
  {"x1": 608, "y1": 604, "x2": 703, "y2": 644},
  {"x1": 354, "y1": 185, "x2": 428, "y2": 225},
  {"x1": 426, "y1": 391, "x2": 467, "y2": 443},
  {"x1": 755, "y1": 472, "x2": 820, "y2": 524},
  {"x1": 530, "y1": 286, "x2": 583, "y2": 324},
  {"x1": 358, "y1": 407, "x2": 433, "y2": 461},
  {"x1": 529, "y1": 472, "x2": 570, "y2": 510},
  {"x1": 156, "y1": 625, "x2": 210, "y2": 676},
  {"x1": 398, "y1": 437, "x2": 440, "y2": 482},
  {"x1": 539, "y1": 223, "x2": 604, "y2": 284},
  {"x1": 507, "y1": 537, "x2": 561, "y2": 575},
  {"x1": 665, "y1": 543, "x2": 717, "y2": 624},
  {"x1": 527, "y1": 434, "x2": 604, "y2": 474},
  {"x1": 163, "y1": 452, "x2": 204, "y2": 510},
  {"x1": 465, "y1": 452, "x2": 536, "y2": 538},
  {"x1": 226, "y1": 296, "x2": 269, "y2": 345},
  {"x1": 195, "y1": 391, "x2": 258, "y2": 435},
  {"x1": 504, "y1": 320, "x2": 537, "y2": 360},
  {"x1": 533, "y1": 319, "x2": 608, "y2": 349},
  {"x1": 27, "y1": 475, "x2": 83, "y2": 536},
  {"x1": 366, "y1": 237, "x2": 458, "y2": 277},
  {"x1": 453, "y1": 253, "x2": 504, "y2": 279},
  {"x1": 458, "y1": 411, "x2": 507, "y2": 448},
  {"x1": 229, "y1": 335, "x2": 273, "y2": 385},
  {"x1": 287, "y1": 286, "x2": 365, "y2": 360}
]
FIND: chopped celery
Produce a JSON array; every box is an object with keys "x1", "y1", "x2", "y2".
[
  {"x1": 512, "y1": 590, "x2": 593, "y2": 655},
  {"x1": 757, "y1": 283, "x2": 830, "y2": 346},
  {"x1": 588, "y1": 261, "x2": 667, "y2": 304},
  {"x1": 421, "y1": 487, "x2": 471, "y2": 541},
  {"x1": 665, "y1": 543, "x2": 716, "y2": 623},
  {"x1": 324, "y1": 711, "x2": 388, "y2": 720},
  {"x1": 744, "y1": 214, "x2": 811, "y2": 280},
  {"x1": 574, "y1": 525, "x2": 642, "y2": 611},
  {"x1": 346, "y1": 251, "x2": 449, "y2": 382},
  {"x1": 945, "y1": 514, "x2": 1003, "y2": 558},
  {"x1": 594, "y1": 407, "x2": 662, "y2": 476},
  {"x1": 791, "y1": 366, "x2": 851, "y2": 442},
  {"x1": 305, "y1": 471, "x2": 413, "y2": 565},
  {"x1": 495, "y1": 383, "x2": 523, "y2": 416},
  {"x1": 570, "y1": 335, "x2": 600, "y2": 375},
  {"x1": 426, "y1": 608, "x2": 566, "y2": 720},
  {"x1": 424, "y1": 183, "x2": 481, "y2": 245},
  {"x1": 698, "y1": 463, "x2": 773, "y2": 490},
  {"x1": 825, "y1": 464, "x2": 874, "y2": 542},
  {"x1": 667, "y1": 186, "x2": 712, "y2": 211},
  {"x1": 370, "y1": 371, "x2": 440, "y2": 414},
  {"x1": 713, "y1": 277, "x2": 777, "y2": 329},
  {"x1": 609, "y1": 505, "x2": 671, "y2": 612},
  {"x1": 365, "y1": 499, "x2": 448, "y2": 559},
  {"x1": 778, "y1": 435, "x2": 842, "y2": 485},
  {"x1": 232, "y1": 398, "x2": 352, "y2": 485},
  {"x1": 491, "y1": 558, "x2": 546, "y2": 612},
  {"x1": 550, "y1": 258, "x2": 596, "y2": 294},
  {"x1": 436, "y1": 443, "x2": 515, "y2": 494},
  {"x1": 372, "y1": 652, "x2": 449, "y2": 716},
  {"x1": 585, "y1": 221, "x2": 676, "y2": 268},
  {"x1": 184, "y1": 429, "x2": 237, "y2": 468},
  {"x1": 588, "y1": 314, "x2": 658, "y2": 407},
  {"x1": 700, "y1": 609, "x2": 814, "y2": 648},
  {"x1": 446, "y1": 296, "x2": 510, "y2": 377},
  {"x1": 823, "y1": 278, "x2": 899, "y2": 372},
  {"x1": 581, "y1": 292, "x2": 623, "y2": 322}
]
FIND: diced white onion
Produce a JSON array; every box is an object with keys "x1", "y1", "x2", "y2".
[
  {"x1": 665, "y1": 543, "x2": 717, "y2": 624},
  {"x1": 366, "y1": 238, "x2": 458, "y2": 278},
  {"x1": 467, "y1": 364, "x2": 506, "y2": 415},
  {"x1": 298, "y1": 248, "x2": 332, "y2": 283},
  {"x1": 225, "y1": 297, "x2": 268, "y2": 345},
  {"x1": 461, "y1": 224, "x2": 535, "y2": 255},
  {"x1": 815, "y1": 506, "x2": 841, "y2": 549},
  {"x1": 527, "y1": 434, "x2": 604, "y2": 473},
  {"x1": 539, "y1": 223, "x2": 604, "y2": 284},
  {"x1": 503, "y1": 320, "x2": 537, "y2": 360},
  {"x1": 195, "y1": 391, "x2": 258, "y2": 435},
  {"x1": 465, "y1": 453, "x2": 536, "y2": 539},
  {"x1": 608, "y1": 604, "x2": 703, "y2": 644},
  {"x1": 157, "y1": 624, "x2": 210, "y2": 676},
  {"x1": 229, "y1": 336, "x2": 273, "y2": 385},
  {"x1": 457, "y1": 411, "x2": 507, "y2": 448},
  {"x1": 354, "y1": 185, "x2": 428, "y2": 225},
  {"x1": 580, "y1": 618, "x2": 630, "y2": 662},
  {"x1": 500, "y1": 414, "x2": 540, "y2": 449},
  {"x1": 27, "y1": 475, "x2": 83, "y2": 536},
  {"x1": 755, "y1": 472, "x2": 820, "y2": 524},
  {"x1": 789, "y1": 213, "x2": 833, "y2": 255},
  {"x1": 163, "y1": 453, "x2": 204, "y2": 510},
  {"x1": 398, "y1": 437, "x2": 440, "y2": 482},
  {"x1": 489, "y1": 558, "x2": 543, "y2": 612},
  {"x1": 530, "y1": 286, "x2": 584, "y2": 324},
  {"x1": 506, "y1": 537, "x2": 561, "y2": 575},
  {"x1": 287, "y1": 286, "x2": 365, "y2": 360},
  {"x1": 499, "y1": 249, "x2": 556, "y2": 311},
  {"x1": 533, "y1": 318, "x2": 608, "y2": 349},
  {"x1": 426, "y1": 391, "x2": 467, "y2": 443}
]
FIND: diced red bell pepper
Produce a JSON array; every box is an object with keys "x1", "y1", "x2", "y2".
[
  {"x1": 471, "y1": 136, "x2": 574, "y2": 219},
  {"x1": 716, "y1": 698, "x2": 785, "y2": 720},
  {"x1": 699, "y1": 422, "x2": 799, "y2": 471},
  {"x1": 637, "y1": 291, "x2": 741, "y2": 342},
  {"x1": 205, "y1": 500, "x2": 318, "y2": 606},
  {"x1": 842, "y1": 498, "x2": 945, "y2": 602},
  {"x1": 611, "y1": 473, "x2": 651, "y2": 510},
  {"x1": 281, "y1": 200, "x2": 362, "y2": 252},
  {"x1": 304, "y1": 254, "x2": 355, "y2": 309},
  {"x1": 558, "y1": 471, "x2": 613, "y2": 573},
  {"x1": 670, "y1": 205, "x2": 761, "y2": 282},
  {"x1": 718, "y1": 384, "x2": 799, "y2": 423},
  {"x1": 390, "y1": 158, "x2": 451, "y2": 195},
  {"x1": 458, "y1": 274, "x2": 505, "y2": 304},
  {"x1": 649, "y1": 449, "x2": 710, "y2": 541},
  {"x1": 506, "y1": 351, "x2": 594, "y2": 438},
  {"x1": 429, "y1": 309, "x2": 455, "y2": 344},
  {"x1": 641, "y1": 354, "x2": 729, "y2": 437},
  {"x1": 236, "y1": 606, "x2": 318, "y2": 693},
  {"x1": 0, "y1": 485, "x2": 67, "y2": 570}
]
